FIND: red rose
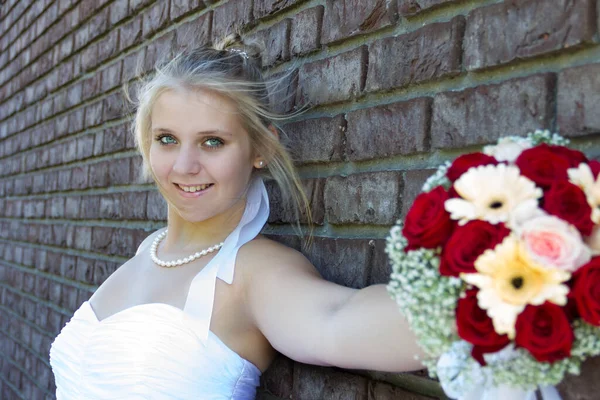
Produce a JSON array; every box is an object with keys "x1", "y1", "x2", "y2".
[
  {"x1": 440, "y1": 221, "x2": 510, "y2": 277},
  {"x1": 456, "y1": 289, "x2": 510, "y2": 365},
  {"x1": 570, "y1": 257, "x2": 600, "y2": 326},
  {"x1": 515, "y1": 302, "x2": 574, "y2": 363},
  {"x1": 551, "y1": 145, "x2": 588, "y2": 167},
  {"x1": 543, "y1": 181, "x2": 593, "y2": 236},
  {"x1": 403, "y1": 186, "x2": 454, "y2": 250},
  {"x1": 447, "y1": 153, "x2": 499, "y2": 182},
  {"x1": 589, "y1": 160, "x2": 600, "y2": 177},
  {"x1": 515, "y1": 144, "x2": 588, "y2": 191}
]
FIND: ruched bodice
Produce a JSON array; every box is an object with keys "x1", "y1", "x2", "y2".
[
  {"x1": 50, "y1": 302, "x2": 261, "y2": 399},
  {"x1": 50, "y1": 178, "x2": 269, "y2": 399}
]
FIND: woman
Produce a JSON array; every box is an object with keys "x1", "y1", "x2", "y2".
[{"x1": 49, "y1": 36, "x2": 424, "y2": 399}]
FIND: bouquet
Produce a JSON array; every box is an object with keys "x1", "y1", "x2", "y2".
[{"x1": 386, "y1": 130, "x2": 600, "y2": 399}]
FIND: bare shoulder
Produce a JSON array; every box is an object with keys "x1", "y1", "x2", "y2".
[{"x1": 236, "y1": 236, "x2": 321, "y2": 282}]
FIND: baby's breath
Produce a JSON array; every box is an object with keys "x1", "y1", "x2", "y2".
[
  {"x1": 527, "y1": 129, "x2": 570, "y2": 146},
  {"x1": 422, "y1": 161, "x2": 452, "y2": 192},
  {"x1": 386, "y1": 223, "x2": 463, "y2": 358},
  {"x1": 386, "y1": 130, "x2": 598, "y2": 393}
]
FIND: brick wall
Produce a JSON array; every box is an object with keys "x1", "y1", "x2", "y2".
[{"x1": 0, "y1": 0, "x2": 599, "y2": 399}]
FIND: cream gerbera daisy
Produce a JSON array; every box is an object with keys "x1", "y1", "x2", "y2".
[
  {"x1": 445, "y1": 164, "x2": 543, "y2": 226},
  {"x1": 568, "y1": 163, "x2": 600, "y2": 224},
  {"x1": 461, "y1": 235, "x2": 570, "y2": 339}
]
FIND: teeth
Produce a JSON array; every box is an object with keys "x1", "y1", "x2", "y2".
[{"x1": 178, "y1": 184, "x2": 211, "y2": 193}]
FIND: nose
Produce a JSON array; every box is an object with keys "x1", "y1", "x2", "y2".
[{"x1": 172, "y1": 145, "x2": 202, "y2": 175}]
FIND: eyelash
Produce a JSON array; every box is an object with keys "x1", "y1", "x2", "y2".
[{"x1": 155, "y1": 134, "x2": 225, "y2": 149}]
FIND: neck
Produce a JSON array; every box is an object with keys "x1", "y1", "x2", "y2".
[{"x1": 162, "y1": 198, "x2": 247, "y2": 255}]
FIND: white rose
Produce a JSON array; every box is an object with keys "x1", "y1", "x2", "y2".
[
  {"x1": 483, "y1": 137, "x2": 532, "y2": 163},
  {"x1": 519, "y1": 215, "x2": 591, "y2": 272},
  {"x1": 585, "y1": 225, "x2": 600, "y2": 256}
]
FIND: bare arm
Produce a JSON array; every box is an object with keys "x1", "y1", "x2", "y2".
[{"x1": 242, "y1": 239, "x2": 425, "y2": 372}]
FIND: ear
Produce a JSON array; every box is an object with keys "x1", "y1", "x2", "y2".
[{"x1": 253, "y1": 124, "x2": 279, "y2": 168}]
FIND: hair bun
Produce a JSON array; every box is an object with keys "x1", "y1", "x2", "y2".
[{"x1": 213, "y1": 33, "x2": 262, "y2": 64}]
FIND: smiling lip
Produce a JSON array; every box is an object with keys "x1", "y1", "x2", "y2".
[{"x1": 173, "y1": 183, "x2": 214, "y2": 198}]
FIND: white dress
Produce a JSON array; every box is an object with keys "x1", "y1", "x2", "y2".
[{"x1": 49, "y1": 178, "x2": 270, "y2": 399}]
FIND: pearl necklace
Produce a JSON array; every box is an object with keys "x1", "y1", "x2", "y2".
[{"x1": 150, "y1": 229, "x2": 225, "y2": 268}]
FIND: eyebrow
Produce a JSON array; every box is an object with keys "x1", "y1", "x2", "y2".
[{"x1": 151, "y1": 128, "x2": 233, "y2": 137}]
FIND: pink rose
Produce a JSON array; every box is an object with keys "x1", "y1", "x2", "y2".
[{"x1": 519, "y1": 215, "x2": 591, "y2": 272}]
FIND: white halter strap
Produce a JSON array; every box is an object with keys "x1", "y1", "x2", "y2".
[{"x1": 182, "y1": 178, "x2": 270, "y2": 343}]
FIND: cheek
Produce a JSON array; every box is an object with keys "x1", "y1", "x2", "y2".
[{"x1": 148, "y1": 146, "x2": 172, "y2": 178}]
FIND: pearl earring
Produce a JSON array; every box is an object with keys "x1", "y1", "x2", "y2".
[{"x1": 258, "y1": 161, "x2": 265, "y2": 167}]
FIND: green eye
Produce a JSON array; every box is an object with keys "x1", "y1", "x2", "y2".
[
  {"x1": 205, "y1": 137, "x2": 224, "y2": 148},
  {"x1": 158, "y1": 135, "x2": 177, "y2": 145}
]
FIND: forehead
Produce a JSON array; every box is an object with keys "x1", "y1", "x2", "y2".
[{"x1": 151, "y1": 88, "x2": 244, "y2": 133}]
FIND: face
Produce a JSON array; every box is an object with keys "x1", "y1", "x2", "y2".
[{"x1": 149, "y1": 88, "x2": 261, "y2": 223}]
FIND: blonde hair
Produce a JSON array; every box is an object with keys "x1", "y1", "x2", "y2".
[{"x1": 125, "y1": 34, "x2": 312, "y2": 235}]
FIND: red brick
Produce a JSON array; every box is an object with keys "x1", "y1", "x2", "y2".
[
  {"x1": 76, "y1": 135, "x2": 95, "y2": 160},
  {"x1": 290, "y1": 6, "x2": 324, "y2": 56},
  {"x1": 121, "y1": 192, "x2": 148, "y2": 220},
  {"x1": 109, "y1": 0, "x2": 129, "y2": 25},
  {"x1": 464, "y1": 0, "x2": 596, "y2": 71},
  {"x1": 346, "y1": 98, "x2": 431, "y2": 161},
  {"x1": 48, "y1": 281, "x2": 62, "y2": 304},
  {"x1": 119, "y1": 15, "x2": 143, "y2": 51},
  {"x1": 297, "y1": 47, "x2": 367, "y2": 106},
  {"x1": 261, "y1": 355, "x2": 293, "y2": 398},
  {"x1": 66, "y1": 83, "x2": 83, "y2": 108},
  {"x1": 431, "y1": 74, "x2": 555, "y2": 149},
  {"x1": 97, "y1": 29, "x2": 120, "y2": 63},
  {"x1": 324, "y1": 171, "x2": 402, "y2": 225},
  {"x1": 398, "y1": 0, "x2": 455, "y2": 16},
  {"x1": 254, "y1": 0, "x2": 303, "y2": 19},
  {"x1": 557, "y1": 63, "x2": 600, "y2": 137},
  {"x1": 322, "y1": 0, "x2": 397, "y2": 44},
  {"x1": 93, "y1": 259, "x2": 120, "y2": 284},
  {"x1": 283, "y1": 115, "x2": 344, "y2": 163},
  {"x1": 103, "y1": 124, "x2": 128, "y2": 153},
  {"x1": 89, "y1": 161, "x2": 109, "y2": 188},
  {"x1": 130, "y1": 0, "x2": 154, "y2": 12},
  {"x1": 72, "y1": 166, "x2": 89, "y2": 190},
  {"x1": 88, "y1": 6, "x2": 109, "y2": 39},
  {"x1": 557, "y1": 356, "x2": 600, "y2": 399},
  {"x1": 60, "y1": 285, "x2": 80, "y2": 311},
  {"x1": 108, "y1": 157, "x2": 132, "y2": 185},
  {"x1": 76, "y1": 257, "x2": 95, "y2": 284},
  {"x1": 250, "y1": 19, "x2": 291, "y2": 67},
  {"x1": 267, "y1": 178, "x2": 325, "y2": 225},
  {"x1": 174, "y1": 12, "x2": 212, "y2": 51},
  {"x1": 293, "y1": 363, "x2": 368, "y2": 399},
  {"x1": 82, "y1": 74, "x2": 101, "y2": 100},
  {"x1": 212, "y1": 0, "x2": 254, "y2": 42},
  {"x1": 81, "y1": 195, "x2": 101, "y2": 218},
  {"x1": 401, "y1": 169, "x2": 436, "y2": 218},
  {"x1": 122, "y1": 49, "x2": 146, "y2": 82},
  {"x1": 303, "y1": 237, "x2": 372, "y2": 288},
  {"x1": 62, "y1": 140, "x2": 78, "y2": 163},
  {"x1": 74, "y1": 226, "x2": 92, "y2": 250},
  {"x1": 68, "y1": 108, "x2": 85, "y2": 134},
  {"x1": 268, "y1": 69, "x2": 298, "y2": 114},
  {"x1": 99, "y1": 194, "x2": 121, "y2": 219},
  {"x1": 65, "y1": 196, "x2": 81, "y2": 219},
  {"x1": 369, "y1": 380, "x2": 436, "y2": 399},
  {"x1": 144, "y1": 31, "x2": 175, "y2": 73},
  {"x1": 84, "y1": 101, "x2": 104, "y2": 128},
  {"x1": 147, "y1": 190, "x2": 167, "y2": 220},
  {"x1": 366, "y1": 16, "x2": 464, "y2": 93},
  {"x1": 104, "y1": 92, "x2": 125, "y2": 121},
  {"x1": 143, "y1": 1, "x2": 170, "y2": 38},
  {"x1": 170, "y1": 0, "x2": 205, "y2": 20}
]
